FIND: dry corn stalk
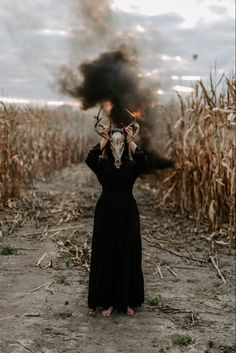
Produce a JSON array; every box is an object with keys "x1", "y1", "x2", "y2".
[
  {"x1": 0, "y1": 103, "x2": 94, "y2": 204},
  {"x1": 161, "y1": 76, "x2": 236, "y2": 246}
]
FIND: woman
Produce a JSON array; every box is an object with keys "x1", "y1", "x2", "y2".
[{"x1": 85, "y1": 124, "x2": 148, "y2": 317}]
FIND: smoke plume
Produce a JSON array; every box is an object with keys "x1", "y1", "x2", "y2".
[
  {"x1": 57, "y1": 0, "x2": 174, "y2": 170},
  {"x1": 58, "y1": 46, "x2": 157, "y2": 147},
  {"x1": 59, "y1": 47, "x2": 150, "y2": 115},
  {"x1": 78, "y1": 0, "x2": 112, "y2": 37}
]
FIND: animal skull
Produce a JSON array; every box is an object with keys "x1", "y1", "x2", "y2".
[
  {"x1": 94, "y1": 105, "x2": 140, "y2": 169},
  {"x1": 109, "y1": 128, "x2": 126, "y2": 169}
]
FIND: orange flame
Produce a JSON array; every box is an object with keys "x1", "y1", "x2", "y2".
[
  {"x1": 104, "y1": 101, "x2": 113, "y2": 110},
  {"x1": 131, "y1": 110, "x2": 142, "y2": 118},
  {"x1": 125, "y1": 108, "x2": 142, "y2": 118}
]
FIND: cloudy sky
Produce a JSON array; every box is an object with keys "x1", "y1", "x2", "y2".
[{"x1": 0, "y1": 0, "x2": 235, "y2": 103}]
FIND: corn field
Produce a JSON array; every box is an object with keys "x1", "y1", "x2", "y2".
[
  {"x1": 0, "y1": 103, "x2": 94, "y2": 204},
  {"x1": 0, "y1": 76, "x2": 235, "y2": 245},
  {"x1": 162, "y1": 76, "x2": 236, "y2": 242}
]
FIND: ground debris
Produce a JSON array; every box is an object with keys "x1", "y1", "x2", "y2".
[{"x1": 0, "y1": 164, "x2": 235, "y2": 353}]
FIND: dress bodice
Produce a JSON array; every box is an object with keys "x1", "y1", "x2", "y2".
[{"x1": 85, "y1": 143, "x2": 148, "y2": 192}]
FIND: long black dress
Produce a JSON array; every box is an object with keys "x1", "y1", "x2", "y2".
[{"x1": 85, "y1": 142, "x2": 148, "y2": 313}]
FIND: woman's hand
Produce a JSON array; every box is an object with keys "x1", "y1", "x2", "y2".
[
  {"x1": 124, "y1": 126, "x2": 137, "y2": 153},
  {"x1": 101, "y1": 125, "x2": 110, "y2": 139},
  {"x1": 124, "y1": 126, "x2": 133, "y2": 141}
]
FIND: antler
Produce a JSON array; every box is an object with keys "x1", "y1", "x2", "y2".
[
  {"x1": 94, "y1": 105, "x2": 111, "y2": 140},
  {"x1": 124, "y1": 108, "x2": 140, "y2": 142}
]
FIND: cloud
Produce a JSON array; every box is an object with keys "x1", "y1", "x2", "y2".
[
  {"x1": 208, "y1": 4, "x2": 228, "y2": 16},
  {"x1": 0, "y1": 0, "x2": 70, "y2": 99},
  {"x1": 0, "y1": 0, "x2": 234, "y2": 100},
  {"x1": 114, "y1": 9, "x2": 234, "y2": 80}
]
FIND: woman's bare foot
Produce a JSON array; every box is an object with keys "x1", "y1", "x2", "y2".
[
  {"x1": 101, "y1": 306, "x2": 114, "y2": 317},
  {"x1": 126, "y1": 306, "x2": 135, "y2": 316}
]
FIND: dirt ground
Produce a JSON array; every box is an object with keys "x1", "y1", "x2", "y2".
[{"x1": 0, "y1": 163, "x2": 235, "y2": 353}]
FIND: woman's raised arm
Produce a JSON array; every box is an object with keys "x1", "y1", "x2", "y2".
[
  {"x1": 125, "y1": 127, "x2": 148, "y2": 177},
  {"x1": 131, "y1": 143, "x2": 148, "y2": 177},
  {"x1": 85, "y1": 124, "x2": 110, "y2": 175}
]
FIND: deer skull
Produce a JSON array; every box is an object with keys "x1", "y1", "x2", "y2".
[
  {"x1": 109, "y1": 128, "x2": 125, "y2": 168},
  {"x1": 94, "y1": 105, "x2": 140, "y2": 169}
]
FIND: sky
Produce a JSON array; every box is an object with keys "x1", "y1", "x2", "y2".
[
  {"x1": 113, "y1": 0, "x2": 235, "y2": 27},
  {"x1": 0, "y1": 0, "x2": 235, "y2": 104}
]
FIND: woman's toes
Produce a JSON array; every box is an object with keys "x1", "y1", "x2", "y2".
[
  {"x1": 126, "y1": 306, "x2": 135, "y2": 316},
  {"x1": 101, "y1": 310, "x2": 108, "y2": 317},
  {"x1": 101, "y1": 306, "x2": 114, "y2": 317}
]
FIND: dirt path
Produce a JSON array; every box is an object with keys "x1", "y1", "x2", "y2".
[{"x1": 0, "y1": 164, "x2": 235, "y2": 353}]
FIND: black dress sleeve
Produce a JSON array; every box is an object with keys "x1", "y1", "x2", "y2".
[
  {"x1": 85, "y1": 142, "x2": 103, "y2": 175},
  {"x1": 132, "y1": 146, "x2": 148, "y2": 177}
]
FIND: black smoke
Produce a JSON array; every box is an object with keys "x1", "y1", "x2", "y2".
[
  {"x1": 57, "y1": 0, "x2": 175, "y2": 171},
  {"x1": 78, "y1": 0, "x2": 112, "y2": 38},
  {"x1": 58, "y1": 47, "x2": 151, "y2": 124},
  {"x1": 58, "y1": 47, "x2": 174, "y2": 171}
]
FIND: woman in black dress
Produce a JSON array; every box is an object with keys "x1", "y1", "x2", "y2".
[{"x1": 85, "y1": 125, "x2": 148, "y2": 317}]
